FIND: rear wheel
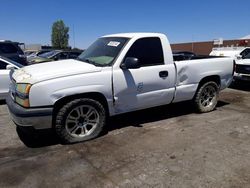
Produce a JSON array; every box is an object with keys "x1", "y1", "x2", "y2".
[
  {"x1": 55, "y1": 98, "x2": 106, "y2": 144},
  {"x1": 194, "y1": 81, "x2": 219, "y2": 113}
]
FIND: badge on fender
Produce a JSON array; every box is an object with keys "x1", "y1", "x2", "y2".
[{"x1": 137, "y1": 82, "x2": 143, "y2": 92}]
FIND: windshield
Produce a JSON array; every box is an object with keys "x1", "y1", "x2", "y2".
[
  {"x1": 39, "y1": 50, "x2": 60, "y2": 58},
  {"x1": 37, "y1": 50, "x2": 51, "y2": 56},
  {"x1": 77, "y1": 37, "x2": 129, "y2": 66}
]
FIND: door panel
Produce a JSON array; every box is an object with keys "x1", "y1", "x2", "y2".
[{"x1": 113, "y1": 64, "x2": 176, "y2": 114}]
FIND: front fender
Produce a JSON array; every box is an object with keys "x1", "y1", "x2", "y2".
[
  {"x1": 29, "y1": 69, "x2": 113, "y2": 109},
  {"x1": 51, "y1": 85, "x2": 108, "y2": 104},
  {"x1": 51, "y1": 85, "x2": 115, "y2": 115}
]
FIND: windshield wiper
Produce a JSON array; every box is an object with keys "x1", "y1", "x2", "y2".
[{"x1": 76, "y1": 57, "x2": 100, "y2": 66}]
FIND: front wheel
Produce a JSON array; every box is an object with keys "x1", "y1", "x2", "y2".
[
  {"x1": 55, "y1": 98, "x2": 106, "y2": 144},
  {"x1": 193, "y1": 81, "x2": 219, "y2": 113}
]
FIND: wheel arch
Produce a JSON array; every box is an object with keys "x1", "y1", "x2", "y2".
[
  {"x1": 52, "y1": 92, "x2": 110, "y2": 124},
  {"x1": 198, "y1": 75, "x2": 221, "y2": 89}
]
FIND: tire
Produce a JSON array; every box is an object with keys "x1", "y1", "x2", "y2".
[
  {"x1": 193, "y1": 81, "x2": 219, "y2": 113},
  {"x1": 16, "y1": 126, "x2": 58, "y2": 148},
  {"x1": 16, "y1": 126, "x2": 39, "y2": 147},
  {"x1": 55, "y1": 98, "x2": 106, "y2": 144}
]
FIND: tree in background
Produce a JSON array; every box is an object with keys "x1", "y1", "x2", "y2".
[{"x1": 51, "y1": 20, "x2": 69, "y2": 49}]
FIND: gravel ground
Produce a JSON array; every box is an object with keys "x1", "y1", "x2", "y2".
[{"x1": 0, "y1": 83, "x2": 250, "y2": 188}]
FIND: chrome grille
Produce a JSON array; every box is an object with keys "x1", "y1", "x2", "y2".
[{"x1": 235, "y1": 64, "x2": 250, "y2": 74}]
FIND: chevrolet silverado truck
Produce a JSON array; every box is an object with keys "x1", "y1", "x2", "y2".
[{"x1": 7, "y1": 33, "x2": 234, "y2": 143}]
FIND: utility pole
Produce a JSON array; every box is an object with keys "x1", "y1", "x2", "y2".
[
  {"x1": 191, "y1": 35, "x2": 194, "y2": 52},
  {"x1": 73, "y1": 24, "x2": 75, "y2": 48}
]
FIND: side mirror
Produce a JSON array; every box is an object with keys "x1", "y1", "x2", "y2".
[
  {"x1": 6, "y1": 65, "x2": 16, "y2": 70},
  {"x1": 236, "y1": 54, "x2": 242, "y2": 60},
  {"x1": 120, "y1": 57, "x2": 140, "y2": 70}
]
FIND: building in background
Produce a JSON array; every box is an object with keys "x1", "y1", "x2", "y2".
[
  {"x1": 171, "y1": 34, "x2": 250, "y2": 55},
  {"x1": 22, "y1": 44, "x2": 53, "y2": 51}
]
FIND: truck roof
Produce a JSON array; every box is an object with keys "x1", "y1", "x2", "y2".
[{"x1": 102, "y1": 33, "x2": 165, "y2": 38}]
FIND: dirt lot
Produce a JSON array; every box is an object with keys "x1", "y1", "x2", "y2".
[{"x1": 0, "y1": 83, "x2": 250, "y2": 188}]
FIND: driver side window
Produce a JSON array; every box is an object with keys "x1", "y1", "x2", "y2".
[{"x1": 125, "y1": 37, "x2": 164, "y2": 67}]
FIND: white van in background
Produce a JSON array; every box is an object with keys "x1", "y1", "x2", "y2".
[{"x1": 209, "y1": 47, "x2": 249, "y2": 58}]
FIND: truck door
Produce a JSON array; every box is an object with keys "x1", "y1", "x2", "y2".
[{"x1": 113, "y1": 37, "x2": 176, "y2": 113}]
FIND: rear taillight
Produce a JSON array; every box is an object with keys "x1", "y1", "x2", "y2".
[{"x1": 233, "y1": 60, "x2": 236, "y2": 76}]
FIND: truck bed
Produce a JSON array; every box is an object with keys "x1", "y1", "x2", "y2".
[
  {"x1": 173, "y1": 57, "x2": 234, "y2": 103},
  {"x1": 173, "y1": 55, "x2": 225, "y2": 61}
]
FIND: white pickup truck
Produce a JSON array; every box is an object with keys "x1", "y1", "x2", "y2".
[
  {"x1": 7, "y1": 33, "x2": 234, "y2": 143},
  {"x1": 210, "y1": 47, "x2": 250, "y2": 81}
]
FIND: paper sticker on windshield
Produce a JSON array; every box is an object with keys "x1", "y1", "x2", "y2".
[{"x1": 107, "y1": 41, "x2": 120, "y2": 47}]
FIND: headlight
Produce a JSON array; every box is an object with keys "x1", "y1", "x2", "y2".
[
  {"x1": 15, "y1": 83, "x2": 32, "y2": 108},
  {"x1": 16, "y1": 83, "x2": 31, "y2": 95}
]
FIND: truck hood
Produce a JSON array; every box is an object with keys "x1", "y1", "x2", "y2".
[{"x1": 12, "y1": 59, "x2": 102, "y2": 84}]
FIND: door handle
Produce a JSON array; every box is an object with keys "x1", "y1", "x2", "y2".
[{"x1": 159, "y1": 71, "x2": 168, "y2": 78}]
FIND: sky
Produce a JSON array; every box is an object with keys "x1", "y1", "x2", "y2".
[{"x1": 1, "y1": 0, "x2": 250, "y2": 49}]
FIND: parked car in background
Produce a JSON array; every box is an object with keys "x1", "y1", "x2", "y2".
[
  {"x1": 210, "y1": 47, "x2": 250, "y2": 81},
  {"x1": 234, "y1": 48, "x2": 250, "y2": 81},
  {"x1": 28, "y1": 50, "x2": 82, "y2": 64},
  {"x1": 0, "y1": 56, "x2": 22, "y2": 100},
  {"x1": 0, "y1": 40, "x2": 27, "y2": 65},
  {"x1": 209, "y1": 47, "x2": 247, "y2": 57},
  {"x1": 173, "y1": 51, "x2": 196, "y2": 61},
  {"x1": 24, "y1": 50, "x2": 37, "y2": 57},
  {"x1": 26, "y1": 49, "x2": 52, "y2": 60}
]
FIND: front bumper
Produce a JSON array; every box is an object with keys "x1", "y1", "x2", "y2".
[
  {"x1": 234, "y1": 73, "x2": 250, "y2": 81},
  {"x1": 6, "y1": 96, "x2": 53, "y2": 129}
]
